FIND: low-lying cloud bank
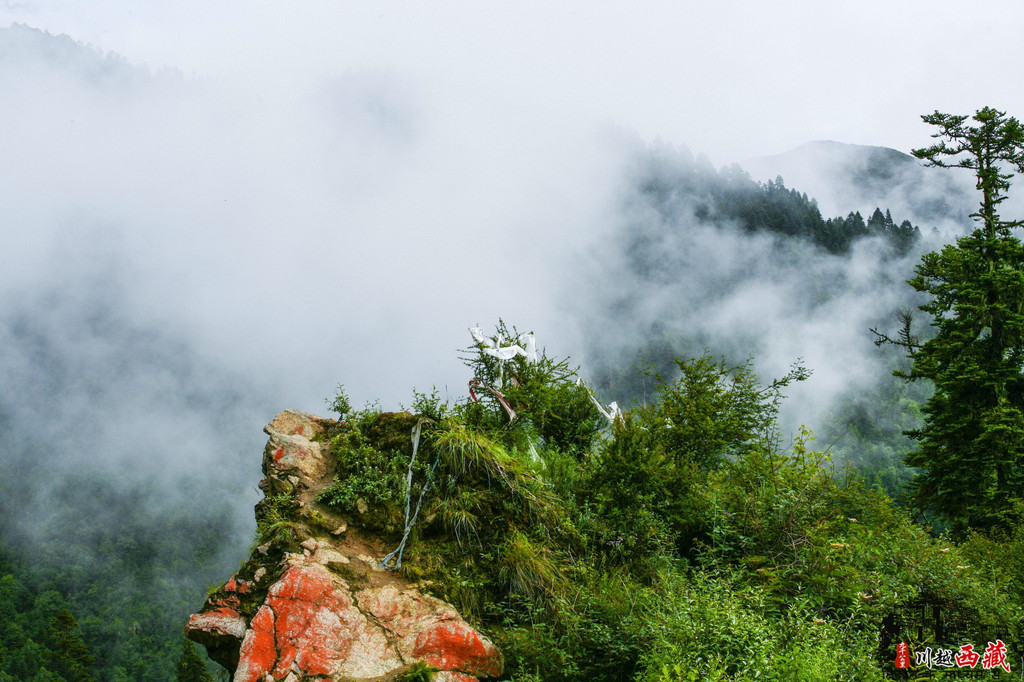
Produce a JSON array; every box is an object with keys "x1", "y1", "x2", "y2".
[{"x1": 0, "y1": 24, "x2": 988, "y2": 574}]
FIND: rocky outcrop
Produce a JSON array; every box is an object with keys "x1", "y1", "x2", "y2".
[{"x1": 186, "y1": 410, "x2": 503, "y2": 681}]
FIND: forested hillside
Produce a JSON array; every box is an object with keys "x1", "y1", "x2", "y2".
[
  {"x1": 630, "y1": 148, "x2": 920, "y2": 255},
  {"x1": 0, "y1": 280, "x2": 266, "y2": 679},
  {"x1": 742, "y1": 140, "x2": 974, "y2": 226},
  {"x1": 572, "y1": 142, "x2": 942, "y2": 500}
]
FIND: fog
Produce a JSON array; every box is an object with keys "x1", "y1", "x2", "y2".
[
  {"x1": 1, "y1": 4, "x2": 1022, "y2": 593},
  {"x1": 0, "y1": 22, "x2": 628, "y2": 573},
  {"x1": 1, "y1": 23, "x2": 621, "y2": 418}
]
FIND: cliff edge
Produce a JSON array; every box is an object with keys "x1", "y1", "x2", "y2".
[{"x1": 185, "y1": 410, "x2": 504, "y2": 682}]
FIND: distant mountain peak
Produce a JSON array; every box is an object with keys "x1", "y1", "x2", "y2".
[{"x1": 742, "y1": 140, "x2": 971, "y2": 225}]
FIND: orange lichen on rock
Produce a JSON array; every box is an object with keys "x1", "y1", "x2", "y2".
[
  {"x1": 234, "y1": 606, "x2": 278, "y2": 682},
  {"x1": 413, "y1": 621, "x2": 505, "y2": 679}
]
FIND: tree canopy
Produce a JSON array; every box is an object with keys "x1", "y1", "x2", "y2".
[{"x1": 877, "y1": 107, "x2": 1024, "y2": 536}]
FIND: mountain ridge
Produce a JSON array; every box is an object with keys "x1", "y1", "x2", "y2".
[{"x1": 741, "y1": 139, "x2": 974, "y2": 226}]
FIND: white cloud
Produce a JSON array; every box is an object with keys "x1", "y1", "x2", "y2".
[{"x1": 0, "y1": 4, "x2": 1020, "y2": 541}]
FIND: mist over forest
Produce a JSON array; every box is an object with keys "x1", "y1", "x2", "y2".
[{"x1": 0, "y1": 15, "x2": 1019, "y2": 680}]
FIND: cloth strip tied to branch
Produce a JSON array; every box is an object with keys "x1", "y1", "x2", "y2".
[
  {"x1": 468, "y1": 379, "x2": 516, "y2": 421},
  {"x1": 379, "y1": 417, "x2": 436, "y2": 571},
  {"x1": 469, "y1": 327, "x2": 537, "y2": 388},
  {"x1": 576, "y1": 376, "x2": 622, "y2": 424}
]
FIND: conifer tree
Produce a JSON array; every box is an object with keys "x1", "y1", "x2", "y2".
[
  {"x1": 877, "y1": 107, "x2": 1024, "y2": 535},
  {"x1": 46, "y1": 609, "x2": 95, "y2": 682},
  {"x1": 175, "y1": 639, "x2": 214, "y2": 682}
]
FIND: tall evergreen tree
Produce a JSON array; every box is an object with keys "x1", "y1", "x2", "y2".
[
  {"x1": 876, "y1": 107, "x2": 1024, "y2": 536},
  {"x1": 175, "y1": 639, "x2": 213, "y2": 682},
  {"x1": 46, "y1": 609, "x2": 95, "y2": 682}
]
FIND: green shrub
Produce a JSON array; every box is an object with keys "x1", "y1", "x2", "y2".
[
  {"x1": 317, "y1": 409, "x2": 413, "y2": 519},
  {"x1": 396, "y1": 660, "x2": 437, "y2": 681},
  {"x1": 635, "y1": 571, "x2": 884, "y2": 681},
  {"x1": 498, "y1": 566, "x2": 647, "y2": 681},
  {"x1": 255, "y1": 491, "x2": 299, "y2": 543},
  {"x1": 326, "y1": 384, "x2": 352, "y2": 419}
]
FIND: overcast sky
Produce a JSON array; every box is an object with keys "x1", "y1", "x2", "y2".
[
  {"x1": 5, "y1": 1, "x2": 1024, "y2": 164},
  {"x1": 3, "y1": 1, "x2": 1023, "y2": 418}
]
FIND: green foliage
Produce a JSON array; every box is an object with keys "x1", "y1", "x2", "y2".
[
  {"x1": 634, "y1": 571, "x2": 883, "y2": 681},
  {"x1": 396, "y1": 660, "x2": 438, "y2": 681},
  {"x1": 497, "y1": 528, "x2": 562, "y2": 602},
  {"x1": 877, "y1": 107, "x2": 1024, "y2": 537},
  {"x1": 462, "y1": 320, "x2": 606, "y2": 456},
  {"x1": 317, "y1": 380, "x2": 574, "y2": 622},
  {"x1": 317, "y1": 409, "x2": 412, "y2": 522},
  {"x1": 175, "y1": 640, "x2": 213, "y2": 682},
  {"x1": 0, "y1": 505, "x2": 225, "y2": 682},
  {"x1": 581, "y1": 355, "x2": 809, "y2": 574},
  {"x1": 629, "y1": 149, "x2": 921, "y2": 257},
  {"x1": 255, "y1": 491, "x2": 300, "y2": 543},
  {"x1": 318, "y1": 473, "x2": 399, "y2": 515},
  {"x1": 415, "y1": 418, "x2": 568, "y2": 612},
  {"x1": 18, "y1": 301, "x2": 1013, "y2": 681},
  {"x1": 0, "y1": 564, "x2": 101, "y2": 682},
  {"x1": 700, "y1": 430, "x2": 851, "y2": 603},
  {"x1": 326, "y1": 384, "x2": 353, "y2": 419},
  {"x1": 633, "y1": 354, "x2": 809, "y2": 467},
  {"x1": 959, "y1": 507, "x2": 1024, "y2": 604},
  {"x1": 46, "y1": 609, "x2": 95, "y2": 682},
  {"x1": 816, "y1": 342, "x2": 929, "y2": 502},
  {"x1": 584, "y1": 414, "x2": 684, "y2": 576},
  {"x1": 324, "y1": 325, "x2": 1015, "y2": 679},
  {"x1": 499, "y1": 575, "x2": 647, "y2": 681},
  {"x1": 410, "y1": 387, "x2": 450, "y2": 422}
]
